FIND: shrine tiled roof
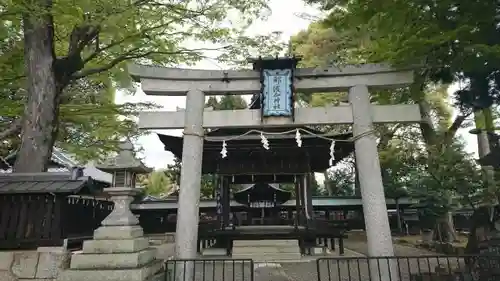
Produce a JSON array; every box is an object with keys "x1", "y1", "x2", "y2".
[
  {"x1": 0, "y1": 147, "x2": 77, "y2": 170},
  {"x1": 0, "y1": 172, "x2": 108, "y2": 195}
]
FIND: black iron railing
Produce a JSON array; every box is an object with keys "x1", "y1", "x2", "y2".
[
  {"x1": 317, "y1": 255, "x2": 500, "y2": 281},
  {"x1": 165, "y1": 259, "x2": 254, "y2": 281}
]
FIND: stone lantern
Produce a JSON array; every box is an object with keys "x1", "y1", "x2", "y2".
[
  {"x1": 97, "y1": 140, "x2": 152, "y2": 188},
  {"x1": 60, "y1": 140, "x2": 162, "y2": 281},
  {"x1": 95, "y1": 139, "x2": 152, "y2": 226}
]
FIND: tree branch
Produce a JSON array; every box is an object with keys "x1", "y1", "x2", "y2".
[
  {"x1": 81, "y1": 20, "x2": 183, "y2": 64},
  {"x1": 73, "y1": 46, "x2": 230, "y2": 79},
  {"x1": 0, "y1": 119, "x2": 22, "y2": 140},
  {"x1": 377, "y1": 124, "x2": 403, "y2": 150},
  {"x1": 443, "y1": 113, "x2": 470, "y2": 145}
]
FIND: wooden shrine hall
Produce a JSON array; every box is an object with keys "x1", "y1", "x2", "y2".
[{"x1": 157, "y1": 95, "x2": 356, "y2": 255}]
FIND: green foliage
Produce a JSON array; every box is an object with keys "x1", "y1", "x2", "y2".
[
  {"x1": 0, "y1": 77, "x2": 157, "y2": 162},
  {"x1": 162, "y1": 157, "x2": 216, "y2": 199},
  {"x1": 277, "y1": 176, "x2": 324, "y2": 197},
  {"x1": 309, "y1": 0, "x2": 500, "y2": 113},
  {"x1": 324, "y1": 163, "x2": 355, "y2": 196},
  {"x1": 164, "y1": 157, "x2": 182, "y2": 185},
  {"x1": 309, "y1": 174, "x2": 324, "y2": 196},
  {"x1": 290, "y1": 2, "x2": 498, "y2": 233},
  {"x1": 138, "y1": 170, "x2": 172, "y2": 196},
  {"x1": 290, "y1": 23, "x2": 348, "y2": 106},
  {"x1": 279, "y1": 183, "x2": 296, "y2": 197},
  {"x1": 0, "y1": 0, "x2": 282, "y2": 162},
  {"x1": 379, "y1": 136, "x2": 484, "y2": 226},
  {"x1": 206, "y1": 95, "x2": 248, "y2": 110},
  {"x1": 200, "y1": 174, "x2": 217, "y2": 199}
]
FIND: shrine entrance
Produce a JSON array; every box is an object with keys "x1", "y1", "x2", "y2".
[
  {"x1": 233, "y1": 183, "x2": 291, "y2": 225},
  {"x1": 130, "y1": 57, "x2": 419, "y2": 280},
  {"x1": 156, "y1": 122, "x2": 354, "y2": 256}
]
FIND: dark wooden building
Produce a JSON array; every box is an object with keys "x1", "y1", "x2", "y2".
[{"x1": 0, "y1": 172, "x2": 112, "y2": 250}]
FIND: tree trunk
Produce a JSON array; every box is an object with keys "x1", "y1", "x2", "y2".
[
  {"x1": 410, "y1": 81, "x2": 464, "y2": 243},
  {"x1": 395, "y1": 198, "x2": 402, "y2": 234},
  {"x1": 445, "y1": 207, "x2": 458, "y2": 242},
  {"x1": 14, "y1": 0, "x2": 59, "y2": 172},
  {"x1": 476, "y1": 108, "x2": 498, "y2": 205}
]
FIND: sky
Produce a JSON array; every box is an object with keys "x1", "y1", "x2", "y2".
[{"x1": 116, "y1": 0, "x2": 479, "y2": 176}]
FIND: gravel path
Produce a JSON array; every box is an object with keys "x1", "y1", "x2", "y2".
[
  {"x1": 342, "y1": 240, "x2": 436, "y2": 256},
  {"x1": 159, "y1": 234, "x2": 473, "y2": 281}
]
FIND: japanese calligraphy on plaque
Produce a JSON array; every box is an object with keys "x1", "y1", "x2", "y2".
[{"x1": 262, "y1": 69, "x2": 293, "y2": 117}]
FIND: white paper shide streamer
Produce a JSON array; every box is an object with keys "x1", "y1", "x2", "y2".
[
  {"x1": 207, "y1": 127, "x2": 366, "y2": 167},
  {"x1": 220, "y1": 140, "x2": 228, "y2": 158},
  {"x1": 295, "y1": 129, "x2": 302, "y2": 147},
  {"x1": 260, "y1": 132, "x2": 270, "y2": 150},
  {"x1": 329, "y1": 140, "x2": 335, "y2": 166}
]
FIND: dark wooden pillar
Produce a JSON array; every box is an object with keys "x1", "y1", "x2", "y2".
[
  {"x1": 294, "y1": 175, "x2": 301, "y2": 228},
  {"x1": 304, "y1": 173, "x2": 314, "y2": 221},
  {"x1": 222, "y1": 176, "x2": 231, "y2": 228},
  {"x1": 215, "y1": 176, "x2": 223, "y2": 229},
  {"x1": 298, "y1": 175, "x2": 305, "y2": 218}
]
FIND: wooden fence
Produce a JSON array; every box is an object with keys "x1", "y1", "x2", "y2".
[{"x1": 0, "y1": 194, "x2": 113, "y2": 250}]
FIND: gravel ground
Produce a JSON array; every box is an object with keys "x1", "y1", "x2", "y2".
[
  {"x1": 158, "y1": 235, "x2": 474, "y2": 281},
  {"x1": 342, "y1": 239, "x2": 436, "y2": 256}
]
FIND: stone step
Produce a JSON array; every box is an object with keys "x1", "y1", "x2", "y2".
[
  {"x1": 231, "y1": 240, "x2": 301, "y2": 262},
  {"x1": 232, "y1": 253, "x2": 302, "y2": 262},
  {"x1": 70, "y1": 248, "x2": 157, "y2": 269},
  {"x1": 201, "y1": 248, "x2": 227, "y2": 256},
  {"x1": 59, "y1": 259, "x2": 164, "y2": 281},
  {"x1": 83, "y1": 237, "x2": 149, "y2": 254},
  {"x1": 233, "y1": 240, "x2": 298, "y2": 247},
  {"x1": 232, "y1": 247, "x2": 299, "y2": 254}
]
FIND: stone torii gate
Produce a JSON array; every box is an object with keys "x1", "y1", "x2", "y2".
[{"x1": 129, "y1": 62, "x2": 419, "y2": 262}]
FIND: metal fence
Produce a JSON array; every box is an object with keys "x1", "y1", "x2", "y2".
[
  {"x1": 316, "y1": 255, "x2": 500, "y2": 281},
  {"x1": 165, "y1": 259, "x2": 254, "y2": 281}
]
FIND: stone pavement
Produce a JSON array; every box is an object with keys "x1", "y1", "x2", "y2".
[{"x1": 156, "y1": 236, "x2": 446, "y2": 281}]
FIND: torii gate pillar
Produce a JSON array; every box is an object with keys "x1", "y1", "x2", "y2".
[
  {"x1": 174, "y1": 89, "x2": 205, "y2": 262},
  {"x1": 349, "y1": 85, "x2": 394, "y2": 257}
]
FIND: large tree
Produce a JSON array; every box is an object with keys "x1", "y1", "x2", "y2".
[
  {"x1": 289, "y1": 10, "x2": 496, "y2": 239},
  {"x1": 0, "y1": 77, "x2": 155, "y2": 163},
  {"x1": 304, "y1": 0, "x2": 500, "y2": 146},
  {"x1": 0, "y1": 0, "x2": 281, "y2": 172}
]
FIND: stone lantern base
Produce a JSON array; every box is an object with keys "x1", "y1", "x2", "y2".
[{"x1": 58, "y1": 188, "x2": 164, "y2": 281}]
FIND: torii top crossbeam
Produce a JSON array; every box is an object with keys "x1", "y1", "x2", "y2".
[
  {"x1": 130, "y1": 63, "x2": 420, "y2": 130},
  {"x1": 129, "y1": 63, "x2": 414, "y2": 95}
]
